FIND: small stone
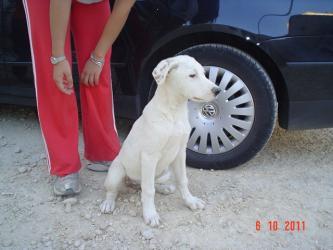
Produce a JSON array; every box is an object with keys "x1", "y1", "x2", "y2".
[
  {"x1": 14, "y1": 147, "x2": 22, "y2": 153},
  {"x1": 47, "y1": 196, "x2": 55, "y2": 202},
  {"x1": 82, "y1": 233, "x2": 93, "y2": 241},
  {"x1": 149, "y1": 244, "x2": 157, "y2": 250},
  {"x1": 42, "y1": 236, "x2": 50, "y2": 243},
  {"x1": 95, "y1": 229, "x2": 103, "y2": 235},
  {"x1": 210, "y1": 169, "x2": 214, "y2": 172},
  {"x1": 30, "y1": 240, "x2": 37, "y2": 246},
  {"x1": 2, "y1": 239, "x2": 13, "y2": 247},
  {"x1": 100, "y1": 223, "x2": 109, "y2": 230},
  {"x1": 63, "y1": 197, "x2": 77, "y2": 213},
  {"x1": 63, "y1": 197, "x2": 77, "y2": 205},
  {"x1": 18, "y1": 166, "x2": 27, "y2": 173},
  {"x1": 273, "y1": 152, "x2": 280, "y2": 159},
  {"x1": 1, "y1": 192, "x2": 14, "y2": 197},
  {"x1": 141, "y1": 229, "x2": 154, "y2": 240},
  {"x1": 44, "y1": 241, "x2": 52, "y2": 247},
  {"x1": 79, "y1": 243, "x2": 86, "y2": 250},
  {"x1": 65, "y1": 205, "x2": 72, "y2": 213},
  {"x1": 74, "y1": 240, "x2": 81, "y2": 247},
  {"x1": 30, "y1": 154, "x2": 40, "y2": 162},
  {"x1": 84, "y1": 213, "x2": 92, "y2": 220},
  {"x1": 40, "y1": 153, "x2": 46, "y2": 160}
]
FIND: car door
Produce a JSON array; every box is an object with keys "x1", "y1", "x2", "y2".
[
  {"x1": 259, "y1": 0, "x2": 333, "y2": 129},
  {"x1": 0, "y1": 0, "x2": 35, "y2": 105}
]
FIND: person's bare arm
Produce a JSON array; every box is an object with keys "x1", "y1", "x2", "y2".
[
  {"x1": 81, "y1": 0, "x2": 135, "y2": 86},
  {"x1": 50, "y1": 0, "x2": 73, "y2": 95},
  {"x1": 94, "y1": 0, "x2": 136, "y2": 58}
]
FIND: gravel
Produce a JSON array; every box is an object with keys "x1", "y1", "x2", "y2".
[
  {"x1": 141, "y1": 229, "x2": 154, "y2": 240},
  {"x1": 0, "y1": 105, "x2": 333, "y2": 249},
  {"x1": 18, "y1": 166, "x2": 28, "y2": 174}
]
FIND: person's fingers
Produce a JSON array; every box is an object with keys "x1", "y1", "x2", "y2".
[
  {"x1": 54, "y1": 76, "x2": 64, "y2": 92},
  {"x1": 82, "y1": 72, "x2": 90, "y2": 86},
  {"x1": 63, "y1": 80, "x2": 74, "y2": 94},
  {"x1": 94, "y1": 73, "x2": 99, "y2": 85},
  {"x1": 88, "y1": 73, "x2": 95, "y2": 86},
  {"x1": 55, "y1": 78, "x2": 71, "y2": 95},
  {"x1": 65, "y1": 70, "x2": 74, "y2": 89}
]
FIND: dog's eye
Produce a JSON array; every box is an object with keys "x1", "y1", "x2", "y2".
[{"x1": 189, "y1": 74, "x2": 196, "y2": 78}]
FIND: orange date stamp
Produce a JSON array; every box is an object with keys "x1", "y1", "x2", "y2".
[{"x1": 256, "y1": 220, "x2": 305, "y2": 232}]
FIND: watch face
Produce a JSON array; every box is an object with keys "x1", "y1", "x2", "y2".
[
  {"x1": 50, "y1": 56, "x2": 65, "y2": 64},
  {"x1": 51, "y1": 57, "x2": 57, "y2": 64}
]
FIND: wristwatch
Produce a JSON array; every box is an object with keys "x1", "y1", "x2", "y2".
[
  {"x1": 89, "y1": 53, "x2": 104, "y2": 68},
  {"x1": 50, "y1": 56, "x2": 66, "y2": 65}
]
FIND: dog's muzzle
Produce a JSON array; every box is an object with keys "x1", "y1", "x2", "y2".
[{"x1": 211, "y1": 87, "x2": 221, "y2": 96}]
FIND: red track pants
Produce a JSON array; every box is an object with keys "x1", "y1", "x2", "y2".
[{"x1": 23, "y1": 0, "x2": 121, "y2": 176}]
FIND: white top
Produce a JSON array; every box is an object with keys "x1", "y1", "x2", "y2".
[{"x1": 77, "y1": 0, "x2": 104, "y2": 4}]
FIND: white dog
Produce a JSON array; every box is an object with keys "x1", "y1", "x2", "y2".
[{"x1": 100, "y1": 55, "x2": 221, "y2": 227}]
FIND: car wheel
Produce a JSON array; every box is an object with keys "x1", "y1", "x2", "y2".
[{"x1": 174, "y1": 44, "x2": 277, "y2": 169}]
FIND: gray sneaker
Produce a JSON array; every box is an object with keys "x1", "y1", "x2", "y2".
[
  {"x1": 86, "y1": 161, "x2": 111, "y2": 172},
  {"x1": 53, "y1": 173, "x2": 81, "y2": 196}
]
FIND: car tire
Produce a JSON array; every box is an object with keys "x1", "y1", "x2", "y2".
[{"x1": 180, "y1": 44, "x2": 278, "y2": 170}]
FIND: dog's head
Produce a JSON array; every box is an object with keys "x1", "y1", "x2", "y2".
[{"x1": 152, "y1": 55, "x2": 221, "y2": 102}]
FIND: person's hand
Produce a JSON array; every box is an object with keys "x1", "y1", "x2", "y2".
[
  {"x1": 80, "y1": 59, "x2": 102, "y2": 86},
  {"x1": 53, "y1": 60, "x2": 74, "y2": 95}
]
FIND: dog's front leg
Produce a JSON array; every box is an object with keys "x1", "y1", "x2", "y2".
[
  {"x1": 141, "y1": 152, "x2": 160, "y2": 227},
  {"x1": 100, "y1": 160, "x2": 126, "y2": 214},
  {"x1": 171, "y1": 147, "x2": 205, "y2": 211}
]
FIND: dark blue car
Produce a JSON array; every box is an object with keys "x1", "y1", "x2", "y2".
[{"x1": 0, "y1": 0, "x2": 332, "y2": 169}]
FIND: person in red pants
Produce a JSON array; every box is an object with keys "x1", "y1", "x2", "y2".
[{"x1": 23, "y1": 0, "x2": 135, "y2": 196}]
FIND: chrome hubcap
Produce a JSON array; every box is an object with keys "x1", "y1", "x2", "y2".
[{"x1": 187, "y1": 66, "x2": 255, "y2": 154}]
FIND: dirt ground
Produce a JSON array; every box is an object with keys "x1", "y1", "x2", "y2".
[{"x1": 0, "y1": 105, "x2": 332, "y2": 250}]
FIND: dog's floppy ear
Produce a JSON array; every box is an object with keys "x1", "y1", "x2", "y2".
[{"x1": 152, "y1": 58, "x2": 178, "y2": 85}]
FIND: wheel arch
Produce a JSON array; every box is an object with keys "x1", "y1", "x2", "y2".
[{"x1": 137, "y1": 24, "x2": 289, "y2": 128}]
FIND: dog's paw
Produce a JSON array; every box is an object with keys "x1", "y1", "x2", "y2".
[
  {"x1": 143, "y1": 211, "x2": 161, "y2": 227},
  {"x1": 155, "y1": 183, "x2": 176, "y2": 195},
  {"x1": 185, "y1": 196, "x2": 205, "y2": 211},
  {"x1": 100, "y1": 199, "x2": 116, "y2": 214}
]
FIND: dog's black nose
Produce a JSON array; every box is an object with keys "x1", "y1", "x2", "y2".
[{"x1": 211, "y1": 87, "x2": 221, "y2": 96}]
